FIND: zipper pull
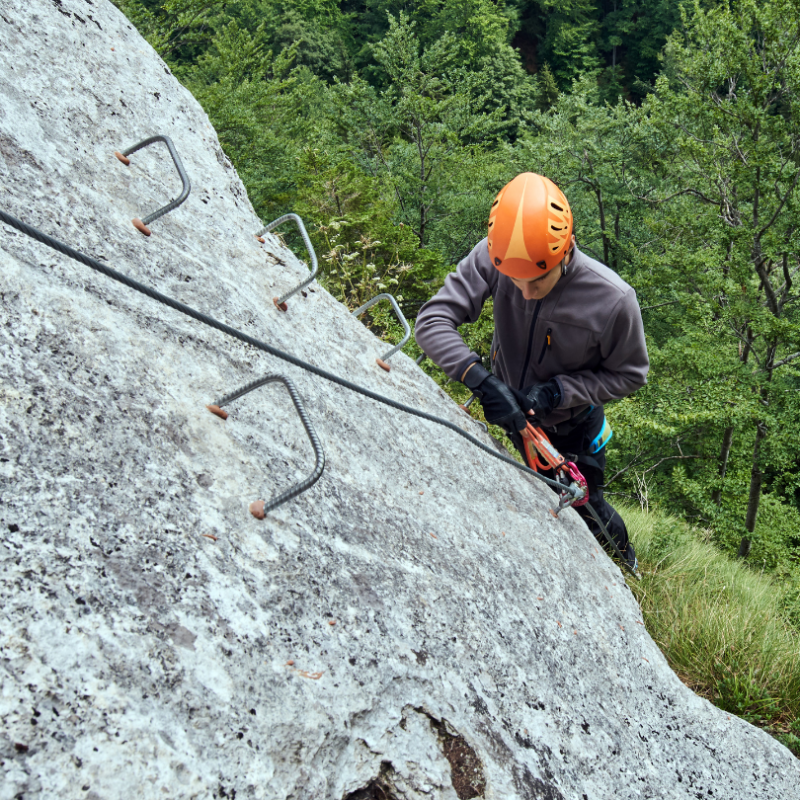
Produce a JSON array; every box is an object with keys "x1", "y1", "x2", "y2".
[{"x1": 538, "y1": 328, "x2": 552, "y2": 365}]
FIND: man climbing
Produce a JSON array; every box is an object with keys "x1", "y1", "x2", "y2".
[{"x1": 415, "y1": 172, "x2": 649, "y2": 572}]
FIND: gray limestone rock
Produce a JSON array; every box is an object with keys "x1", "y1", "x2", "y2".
[{"x1": 0, "y1": 1, "x2": 798, "y2": 797}]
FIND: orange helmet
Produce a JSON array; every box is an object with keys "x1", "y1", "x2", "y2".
[{"x1": 487, "y1": 172, "x2": 573, "y2": 278}]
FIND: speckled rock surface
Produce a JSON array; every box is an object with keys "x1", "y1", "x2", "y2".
[{"x1": 1, "y1": 2, "x2": 798, "y2": 798}]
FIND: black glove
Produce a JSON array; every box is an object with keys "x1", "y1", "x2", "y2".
[
  {"x1": 463, "y1": 363, "x2": 528, "y2": 433},
  {"x1": 513, "y1": 379, "x2": 561, "y2": 419}
]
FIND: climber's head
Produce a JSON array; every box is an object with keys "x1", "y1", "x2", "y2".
[{"x1": 487, "y1": 172, "x2": 574, "y2": 286}]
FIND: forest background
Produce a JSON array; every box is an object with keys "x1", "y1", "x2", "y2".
[{"x1": 113, "y1": 0, "x2": 800, "y2": 649}]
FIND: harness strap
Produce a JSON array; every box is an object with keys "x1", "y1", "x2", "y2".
[
  {"x1": 562, "y1": 414, "x2": 612, "y2": 471},
  {"x1": 589, "y1": 415, "x2": 613, "y2": 454}
]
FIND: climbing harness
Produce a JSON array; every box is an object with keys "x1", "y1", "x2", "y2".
[
  {"x1": 588, "y1": 415, "x2": 613, "y2": 454},
  {"x1": 0, "y1": 207, "x2": 637, "y2": 581}
]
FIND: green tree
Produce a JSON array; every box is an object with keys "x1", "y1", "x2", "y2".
[
  {"x1": 598, "y1": 0, "x2": 690, "y2": 101},
  {"x1": 537, "y1": 0, "x2": 603, "y2": 88},
  {"x1": 510, "y1": 79, "x2": 650, "y2": 272},
  {"x1": 640, "y1": 0, "x2": 800, "y2": 555},
  {"x1": 110, "y1": 0, "x2": 230, "y2": 61},
  {"x1": 178, "y1": 21, "x2": 316, "y2": 218},
  {"x1": 333, "y1": 13, "x2": 507, "y2": 255},
  {"x1": 292, "y1": 147, "x2": 443, "y2": 309}
]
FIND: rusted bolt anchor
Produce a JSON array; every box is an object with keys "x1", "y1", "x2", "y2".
[
  {"x1": 114, "y1": 135, "x2": 191, "y2": 236},
  {"x1": 206, "y1": 374, "x2": 325, "y2": 519},
  {"x1": 351, "y1": 293, "x2": 411, "y2": 372},
  {"x1": 253, "y1": 213, "x2": 318, "y2": 312}
]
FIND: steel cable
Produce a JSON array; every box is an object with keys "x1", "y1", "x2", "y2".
[
  {"x1": 0, "y1": 208, "x2": 636, "y2": 578},
  {"x1": 584, "y1": 502, "x2": 638, "y2": 579}
]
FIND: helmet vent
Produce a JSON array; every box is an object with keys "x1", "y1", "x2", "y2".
[
  {"x1": 551, "y1": 201, "x2": 563, "y2": 212},
  {"x1": 488, "y1": 220, "x2": 494, "y2": 229},
  {"x1": 537, "y1": 260, "x2": 547, "y2": 270},
  {"x1": 491, "y1": 199, "x2": 499, "y2": 208}
]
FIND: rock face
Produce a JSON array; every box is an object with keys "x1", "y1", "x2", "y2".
[{"x1": 0, "y1": 2, "x2": 798, "y2": 798}]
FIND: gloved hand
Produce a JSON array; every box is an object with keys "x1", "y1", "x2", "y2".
[
  {"x1": 513, "y1": 379, "x2": 561, "y2": 419},
  {"x1": 463, "y1": 363, "x2": 528, "y2": 433}
]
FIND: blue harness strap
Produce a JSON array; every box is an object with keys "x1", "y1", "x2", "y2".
[{"x1": 589, "y1": 416, "x2": 613, "y2": 454}]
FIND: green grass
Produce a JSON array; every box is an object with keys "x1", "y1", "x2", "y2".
[{"x1": 620, "y1": 504, "x2": 800, "y2": 755}]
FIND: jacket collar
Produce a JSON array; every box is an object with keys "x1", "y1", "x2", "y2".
[{"x1": 541, "y1": 244, "x2": 583, "y2": 304}]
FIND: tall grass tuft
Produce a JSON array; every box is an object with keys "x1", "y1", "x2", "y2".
[{"x1": 620, "y1": 505, "x2": 800, "y2": 752}]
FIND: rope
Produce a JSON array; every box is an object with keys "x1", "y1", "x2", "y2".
[
  {"x1": 584, "y1": 502, "x2": 638, "y2": 580},
  {"x1": 1, "y1": 208, "x2": 638, "y2": 579}
]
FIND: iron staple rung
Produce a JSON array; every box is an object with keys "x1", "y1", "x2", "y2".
[
  {"x1": 352, "y1": 292, "x2": 411, "y2": 364},
  {"x1": 255, "y1": 213, "x2": 318, "y2": 306},
  {"x1": 117, "y1": 134, "x2": 191, "y2": 229},
  {"x1": 214, "y1": 373, "x2": 325, "y2": 514}
]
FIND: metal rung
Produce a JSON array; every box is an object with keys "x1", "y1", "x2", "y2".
[
  {"x1": 114, "y1": 135, "x2": 191, "y2": 236},
  {"x1": 352, "y1": 293, "x2": 411, "y2": 372},
  {"x1": 254, "y1": 213, "x2": 318, "y2": 311},
  {"x1": 459, "y1": 393, "x2": 488, "y2": 432},
  {"x1": 206, "y1": 374, "x2": 325, "y2": 518}
]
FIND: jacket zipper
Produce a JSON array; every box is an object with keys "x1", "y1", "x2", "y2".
[
  {"x1": 518, "y1": 300, "x2": 542, "y2": 389},
  {"x1": 537, "y1": 328, "x2": 552, "y2": 365}
]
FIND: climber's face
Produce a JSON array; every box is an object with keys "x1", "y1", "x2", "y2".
[
  {"x1": 510, "y1": 262, "x2": 563, "y2": 301},
  {"x1": 509, "y1": 235, "x2": 575, "y2": 301}
]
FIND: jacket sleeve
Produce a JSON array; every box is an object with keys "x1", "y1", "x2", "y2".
[
  {"x1": 555, "y1": 289, "x2": 649, "y2": 409},
  {"x1": 414, "y1": 241, "x2": 495, "y2": 380}
]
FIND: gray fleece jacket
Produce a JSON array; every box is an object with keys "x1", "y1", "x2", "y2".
[{"x1": 414, "y1": 239, "x2": 649, "y2": 427}]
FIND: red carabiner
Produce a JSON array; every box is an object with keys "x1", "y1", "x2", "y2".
[
  {"x1": 521, "y1": 423, "x2": 588, "y2": 511},
  {"x1": 566, "y1": 461, "x2": 589, "y2": 507}
]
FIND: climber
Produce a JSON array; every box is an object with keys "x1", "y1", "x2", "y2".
[{"x1": 414, "y1": 172, "x2": 649, "y2": 571}]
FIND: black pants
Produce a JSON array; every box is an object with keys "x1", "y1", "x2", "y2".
[{"x1": 509, "y1": 407, "x2": 632, "y2": 560}]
